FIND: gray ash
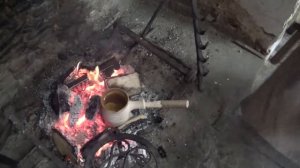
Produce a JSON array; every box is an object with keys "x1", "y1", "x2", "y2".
[{"x1": 124, "y1": 89, "x2": 167, "y2": 135}]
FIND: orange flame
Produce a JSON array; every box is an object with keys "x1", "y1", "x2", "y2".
[
  {"x1": 111, "y1": 68, "x2": 125, "y2": 77},
  {"x1": 76, "y1": 115, "x2": 86, "y2": 126}
]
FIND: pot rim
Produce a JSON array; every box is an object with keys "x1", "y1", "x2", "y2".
[{"x1": 101, "y1": 88, "x2": 129, "y2": 112}]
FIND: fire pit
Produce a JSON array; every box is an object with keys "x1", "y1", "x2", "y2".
[
  {"x1": 42, "y1": 55, "x2": 188, "y2": 167},
  {"x1": 52, "y1": 63, "x2": 121, "y2": 159},
  {"x1": 45, "y1": 60, "x2": 155, "y2": 167}
]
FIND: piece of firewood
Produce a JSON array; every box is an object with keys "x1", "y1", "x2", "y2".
[
  {"x1": 107, "y1": 72, "x2": 141, "y2": 96},
  {"x1": 85, "y1": 95, "x2": 101, "y2": 120}
]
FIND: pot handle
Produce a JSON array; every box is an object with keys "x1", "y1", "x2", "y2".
[
  {"x1": 130, "y1": 100, "x2": 190, "y2": 109},
  {"x1": 160, "y1": 100, "x2": 189, "y2": 108}
]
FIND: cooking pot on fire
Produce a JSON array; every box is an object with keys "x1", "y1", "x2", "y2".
[{"x1": 101, "y1": 88, "x2": 189, "y2": 127}]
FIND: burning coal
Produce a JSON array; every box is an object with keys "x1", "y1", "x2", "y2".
[{"x1": 53, "y1": 64, "x2": 125, "y2": 160}]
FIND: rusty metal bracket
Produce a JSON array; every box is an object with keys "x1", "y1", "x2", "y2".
[{"x1": 81, "y1": 128, "x2": 160, "y2": 168}]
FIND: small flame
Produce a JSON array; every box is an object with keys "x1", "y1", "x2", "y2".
[
  {"x1": 87, "y1": 66, "x2": 100, "y2": 81},
  {"x1": 76, "y1": 62, "x2": 81, "y2": 73},
  {"x1": 111, "y1": 68, "x2": 125, "y2": 77},
  {"x1": 76, "y1": 115, "x2": 86, "y2": 126}
]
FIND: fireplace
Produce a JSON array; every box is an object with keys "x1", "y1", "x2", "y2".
[
  {"x1": 41, "y1": 23, "x2": 190, "y2": 166},
  {"x1": 45, "y1": 60, "x2": 165, "y2": 167}
]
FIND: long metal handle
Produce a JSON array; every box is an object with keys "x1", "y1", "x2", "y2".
[
  {"x1": 161, "y1": 100, "x2": 189, "y2": 108},
  {"x1": 143, "y1": 100, "x2": 189, "y2": 109}
]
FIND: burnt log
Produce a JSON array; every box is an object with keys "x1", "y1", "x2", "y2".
[
  {"x1": 79, "y1": 57, "x2": 120, "y2": 77},
  {"x1": 57, "y1": 67, "x2": 74, "y2": 84},
  {"x1": 52, "y1": 129, "x2": 77, "y2": 163},
  {"x1": 65, "y1": 57, "x2": 120, "y2": 83},
  {"x1": 57, "y1": 85, "x2": 70, "y2": 114},
  {"x1": 85, "y1": 95, "x2": 101, "y2": 120},
  {"x1": 50, "y1": 82, "x2": 70, "y2": 115},
  {"x1": 49, "y1": 82, "x2": 59, "y2": 115},
  {"x1": 65, "y1": 75, "x2": 88, "y2": 89},
  {"x1": 98, "y1": 57, "x2": 120, "y2": 77}
]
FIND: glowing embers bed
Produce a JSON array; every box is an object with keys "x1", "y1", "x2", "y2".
[{"x1": 52, "y1": 62, "x2": 126, "y2": 161}]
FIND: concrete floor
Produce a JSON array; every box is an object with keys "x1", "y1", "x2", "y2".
[
  {"x1": 0, "y1": 0, "x2": 290, "y2": 167},
  {"x1": 111, "y1": 1, "x2": 281, "y2": 167}
]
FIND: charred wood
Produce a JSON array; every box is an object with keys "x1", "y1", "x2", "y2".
[
  {"x1": 52, "y1": 129, "x2": 77, "y2": 163},
  {"x1": 85, "y1": 95, "x2": 101, "y2": 120},
  {"x1": 98, "y1": 57, "x2": 120, "y2": 77},
  {"x1": 56, "y1": 85, "x2": 70, "y2": 115},
  {"x1": 65, "y1": 75, "x2": 88, "y2": 89},
  {"x1": 57, "y1": 67, "x2": 74, "y2": 84},
  {"x1": 74, "y1": 57, "x2": 120, "y2": 78}
]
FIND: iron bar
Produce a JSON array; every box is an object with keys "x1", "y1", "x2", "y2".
[
  {"x1": 191, "y1": 0, "x2": 208, "y2": 90},
  {"x1": 118, "y1": 24, "x2": 191, "y2": 76},
  {"x1": 232, "y1": 40, "x2": 264, "y2": 59}
]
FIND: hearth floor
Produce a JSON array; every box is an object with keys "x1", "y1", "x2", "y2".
[{"x1": 0, "y1": 0, "x2": 280, "y2": 168}]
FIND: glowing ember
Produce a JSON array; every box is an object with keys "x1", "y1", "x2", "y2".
[
  {"x1": 95, "y1": 140, "x2": 135, "y2": 158},
  {"x1": 95, "y1": 143, "x2": 113, "y2": 157},
  {"x1": 111, "y1": 68, "x2": 126, "y2": 77},
  {"x1": 53, "y1": 65, "x2": 125, "y2": 160}
]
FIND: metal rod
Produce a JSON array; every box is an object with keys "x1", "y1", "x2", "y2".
[
  {"x1": 118, "y1": 25, "x2": 191, "y2": 76},
  {"x1": 232, "y1": 40, "x2": 264, "y2": 59},
  {"x1": 191, "y1": 0, "x2": 207, "y2": 91},
  {"x1": 140, "y1": 0, "x2": 169, "y2": 37}
]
